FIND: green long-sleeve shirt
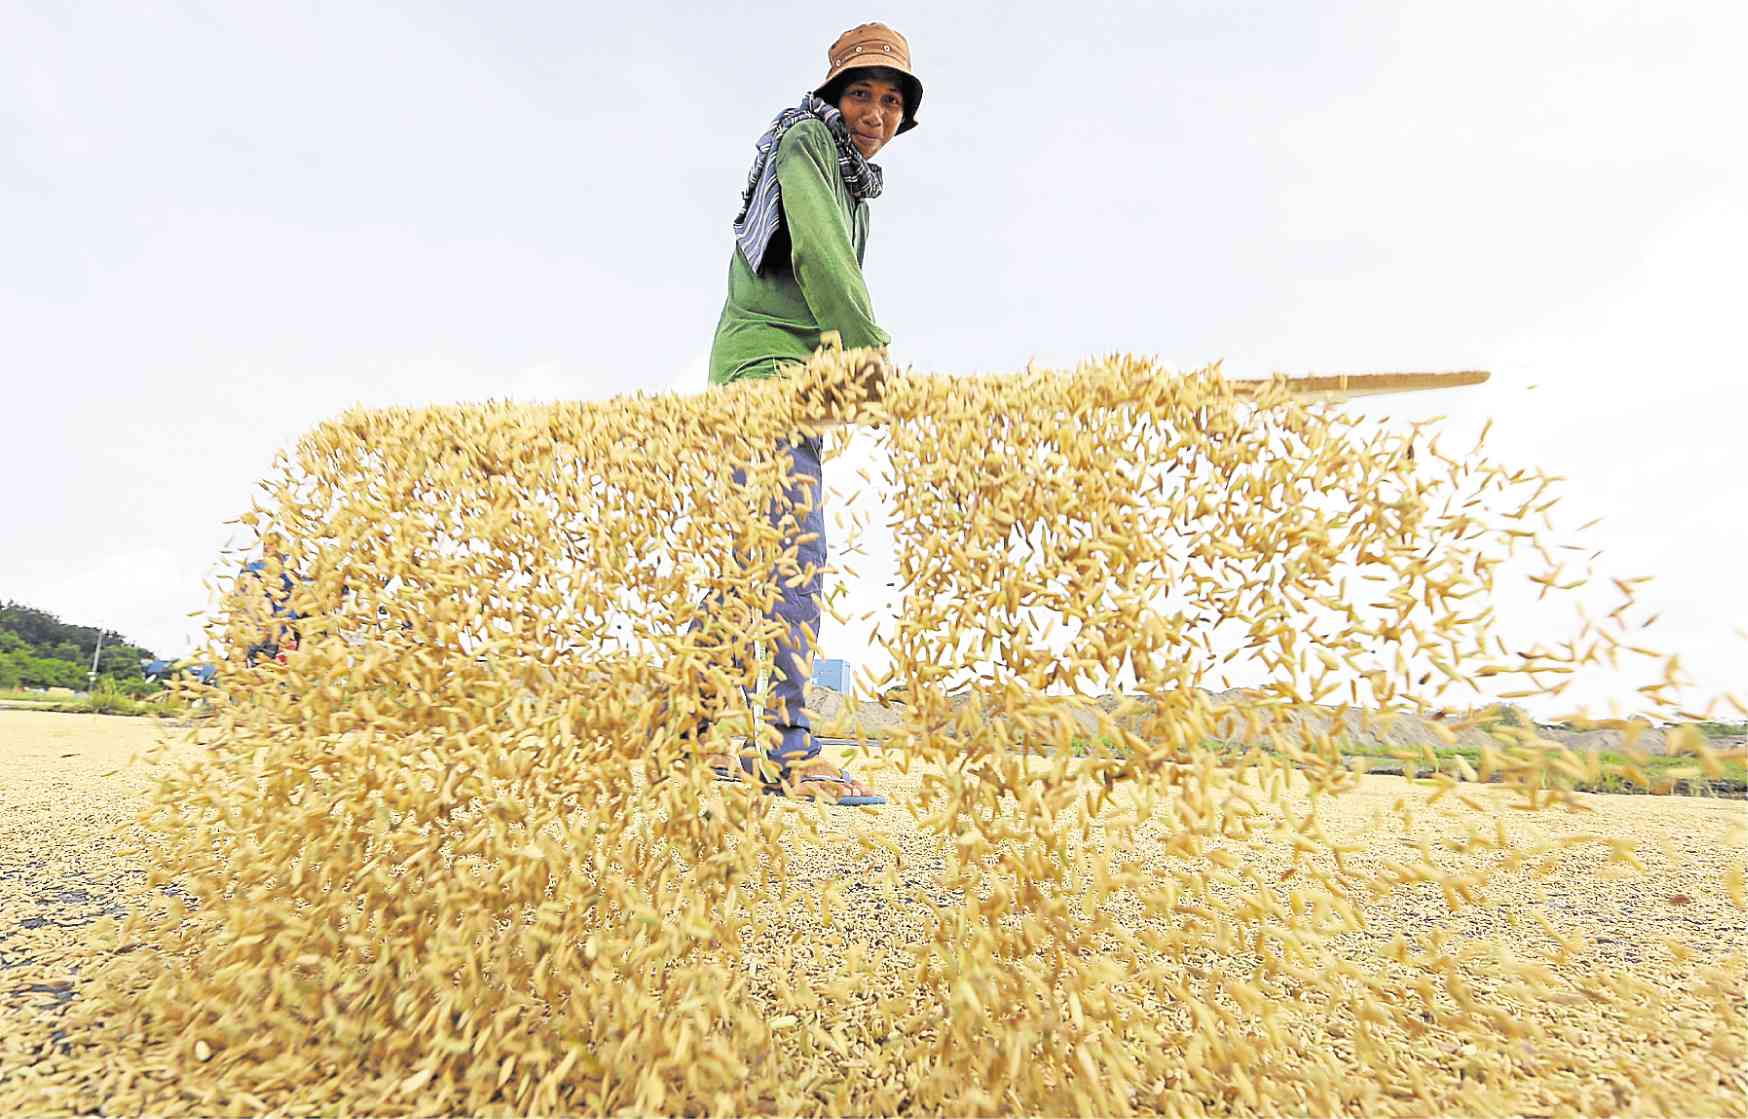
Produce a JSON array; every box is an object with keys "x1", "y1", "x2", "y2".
[{"x1": 708, "y1": 118, "x2": 890, "y2": 387}]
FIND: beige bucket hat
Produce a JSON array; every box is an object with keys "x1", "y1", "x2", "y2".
[{"x1": 813, "y1": 22, "x2": 923, "y2": 134}]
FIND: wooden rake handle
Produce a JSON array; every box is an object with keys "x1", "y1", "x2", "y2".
[
  {"x1": 1229, "y1": 370, "x2": 1491, "y2": 403},
  {"x1": 803, "y1": 368, "x2": 1493, "y2": 428}
]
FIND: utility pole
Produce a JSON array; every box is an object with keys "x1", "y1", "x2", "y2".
[{"x1": 88, "y1": 630, "x2": 105, "y2": 692}]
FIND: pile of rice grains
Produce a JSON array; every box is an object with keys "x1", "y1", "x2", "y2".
[{"x1": 26, "y1": 349, "x2": 1748, "y2": 1113}]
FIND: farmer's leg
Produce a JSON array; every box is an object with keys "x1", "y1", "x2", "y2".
[
  {"x1": 667, "y1": 440, "x2": 806, "y2": 758},
  {"x1": 760, "y1": 434, "x2": 827, "y2": 764},
  {"x1": 758, "y1": 435, "x2": 880, "y2": 801},
  {"x1": 716, "y1": 435, "x2": 879, "y2": 801}
]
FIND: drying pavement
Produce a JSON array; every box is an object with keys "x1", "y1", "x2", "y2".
[{"x1": 2, "y1": 707, "x2": 1745, "y2": 1115}]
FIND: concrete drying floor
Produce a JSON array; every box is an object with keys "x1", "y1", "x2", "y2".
[{"x1": 2, "y1": 708, "x2": 1744, "y2": 1115}]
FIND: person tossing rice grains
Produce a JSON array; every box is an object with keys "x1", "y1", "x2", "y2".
[{"x1": 692, "y1": 23, "x2": 925, "y2": 807}]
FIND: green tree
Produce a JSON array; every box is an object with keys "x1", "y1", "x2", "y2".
[
  {"x1": 0, "y1": 601, "x2": 158, "y2": 685},
  {"x1": 96, "y1": 643, "x2": 149, "y2": 681},
  {"x1": 17, "y1": 655, "x2": 79, "y2": 689}
]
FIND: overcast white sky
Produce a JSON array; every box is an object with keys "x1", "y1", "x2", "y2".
[{"x1": 3, "y1": 1, "x2": 1742, "y2": 713}]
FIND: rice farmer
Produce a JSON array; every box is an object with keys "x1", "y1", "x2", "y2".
[{"x1": 692, "y1": 22, "x2": 922, "y2": 807}]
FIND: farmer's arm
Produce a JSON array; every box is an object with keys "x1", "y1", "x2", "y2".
[{"x1": 775, "y1": 122, "x2": 891, "y2": 353}]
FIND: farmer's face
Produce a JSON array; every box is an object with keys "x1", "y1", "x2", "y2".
[{"x1": 837, "y1": 75, "x2": 904, "y2": 159}]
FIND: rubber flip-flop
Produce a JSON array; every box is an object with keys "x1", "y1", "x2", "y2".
[
  {"x1": 763, "y1": 761, "x2": 886, "y2": 807},
  {"x1": 796, "y1": 770, "x2": 886, "y2": 807}
]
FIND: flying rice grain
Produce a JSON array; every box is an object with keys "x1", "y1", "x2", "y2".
[{"x1": 12, "y1": 346, "x2": 1740, "y2": 1115}]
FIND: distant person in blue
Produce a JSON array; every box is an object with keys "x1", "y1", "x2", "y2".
[{"x1": 242, "y1": 534, "x2": 301, "y2": 665}]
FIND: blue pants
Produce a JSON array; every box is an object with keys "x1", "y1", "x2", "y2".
[{"x1": 691, "y1": 436, "x2": 827, "y2": 763}]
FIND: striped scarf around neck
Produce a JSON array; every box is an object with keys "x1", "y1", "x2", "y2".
[{"x1": 733, "y1": 93, "x2": 883, "y2": 274}]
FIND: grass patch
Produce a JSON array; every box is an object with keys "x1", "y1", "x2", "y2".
[
  {"x1": 1694, "y1": 720, "x2": 1748, "y2": 740},
  {"x1": 1572, "y1": 750, "x2": 1747, "y2": 796},
  {"x1": 1071, "y1": 734, "x2": 1126, "y2": 758},
  {"x1": 0, "y1": 688, "x2": 73, "y2": 703},
  {"x1": 724, "y1": 705, "x2": 1747, "y2": 798},
  {"x1": 31, "y1": 680, "x2": 190, "y2": 718},
  {"x1": 1340, "y1": 739, "x2": 1744, "y2": 796},
  {"x1": 1205, "y1": 736, "x2": 1746, "y2": 797}
]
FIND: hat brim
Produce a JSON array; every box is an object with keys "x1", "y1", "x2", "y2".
[{"x1": 815, "y1": 61, "x2": 923, "y2": 134}]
